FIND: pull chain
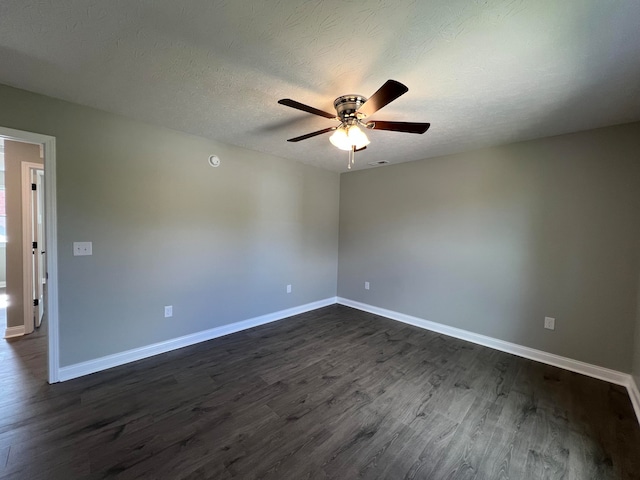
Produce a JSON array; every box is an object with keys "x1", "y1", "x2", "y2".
[{"x1": 347, "y1": 146, "x2": 355, "y2": 170}]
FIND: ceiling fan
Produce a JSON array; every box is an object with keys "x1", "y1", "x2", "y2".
[{"x1": 278, "y1": 80, "x2": 430, "y2": 169}]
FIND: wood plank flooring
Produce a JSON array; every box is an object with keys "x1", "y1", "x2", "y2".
[{"x1": 1, "y1": 305, "x2": 639, "y2": 479}]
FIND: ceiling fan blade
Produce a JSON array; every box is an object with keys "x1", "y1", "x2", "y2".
[
  {"x1": 278, "y1": 99, "x2": 336, "y2": 119},
  {"x1": 354, "y1": 146, "x2": 367, "y2": 152},
  {"x1": 287, "y1": 127, "x2": 337, "y2": 142},
  {"x1": 366, "y1": 121, "x2": 430, "y2": 134},
  {"x1": 358, "y1": 80, "x2": 409, "y2": 117}
]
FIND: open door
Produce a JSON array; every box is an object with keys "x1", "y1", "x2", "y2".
[
  {"x1": 22, "y1": 162, "x2": 44, "y2": 333},
  {"x1": 31, "y1": 169, "x2": 45, "y2": 327},
  {"x1": 36, "y1": 170, "x2": 46, "y2": 327}
]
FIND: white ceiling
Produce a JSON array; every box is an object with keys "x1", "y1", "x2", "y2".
[{"x1": 1, "y1": 1, "x2": 639, "y2": 172}]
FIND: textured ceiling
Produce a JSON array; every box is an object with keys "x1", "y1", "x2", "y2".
[{"x1": 1, "y1": 1, "x2": 639, "y2": 172}]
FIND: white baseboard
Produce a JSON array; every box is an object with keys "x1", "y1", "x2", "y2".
[
  {"x1": 54, "y1": 295, "x2": 640, "y2": 427},
  {"x1": 338, "y1": 297, "x2": 640, "y2": 426},
  {"x1": 58, "y1": 297, "x2": 337, "y2": 382},
  {"x1": 629, "y1": 376, "x2": 640, "y2": 425},
  {"x1": 4, "y1": 325, "x2": 25, "y2": 338}
]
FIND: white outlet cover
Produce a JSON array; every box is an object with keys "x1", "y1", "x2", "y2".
[
  {"x1": 286, "y1": 284, "x2": 292, "y2": 293},
  {"x1": 164, "y1": 305, "x2": 173, "y2": 318},
  {"x1": 365, "y1": 282, "x2": 370, "y2": 290},
  {"x1": 73, "y1": 241, "x2": 92, "y2": 256},
  {"x1": 544, "y1": 317, "x2": 555, "y2": 330}
]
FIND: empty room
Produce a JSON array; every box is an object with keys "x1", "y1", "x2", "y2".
[{"x1": 1, "y1": 1, "x2": 639, "y2": 479}]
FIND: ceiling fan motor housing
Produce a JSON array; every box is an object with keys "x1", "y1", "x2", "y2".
[{"x1": 334, "y1": 95, "x2": 367, "y2": 124}]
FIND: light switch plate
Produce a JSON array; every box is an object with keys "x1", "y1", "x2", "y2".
[
  {"x1": 73, "y1": 242, "x2": 92, "y2": 256},
  {"x1": 544, "y1": 317, "x2": 555, "y2": 330}
]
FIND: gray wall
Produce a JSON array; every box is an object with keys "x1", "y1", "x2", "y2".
[
  {"x1": 0, "y1": 83, "x2": 340, "y2": 366},
  {"x1": 338, "y1": 123, "x2": 640, "y2": 373},
  {"x1": 2, "y1": 79, "x2": 639, "y2": 376},
  {"x1": 4, "y1": 141, "x2": 43, "y2": 328}
]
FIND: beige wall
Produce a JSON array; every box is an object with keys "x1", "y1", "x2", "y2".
[
  {"x1": 0, "y1": 167, "x2": 7, "y2": 284},
  {"x1": 634, "y1": 270, "x2": 640, "y2": 387},
  {"x1": 0, "y1": 169, "x2": 4, "y2": 285},
  {"x1": 0, "y1": 83, "x2": 340, "y2": 365},
  {"x1": 0, "y1": 247, "x2": 5, "y2": 284},
  {"x1": 4, "y1": 141, "x2": 43, "y2": 328},
  {"x1": 339, "y1": 122, "x2": 640, "y2": 372}
]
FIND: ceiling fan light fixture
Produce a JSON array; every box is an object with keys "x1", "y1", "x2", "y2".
[
  {"x1": 329, "y1": 127, "x2": 352, "y2": 151},
  {"x1": 347, "y1": 125, "x2": 370, "y2": 150},
  {"x1": 329, "y1": 125, "x2": 370, "y2": 151}
]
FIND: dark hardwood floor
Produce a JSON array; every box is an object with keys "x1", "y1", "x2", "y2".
[{"x1": 1, "y1": 305, "x2": 639, "y2": 479}]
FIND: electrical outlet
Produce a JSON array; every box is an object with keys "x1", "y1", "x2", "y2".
[
  {"x1": 164, "y1": 305, "x2": 173, "y2": 318},
  {"x1": 365, "y1": 281, "x2": 370, "y2": 290},
  {"x1": 286, "y1": 284, "x2": 292, "y2": 294},
  {"x1": 73, "y1": 241, "x2": 92, "y2": 256},
  {"x1": 544, "y1": 316, "x2": 555, "y2": 330}
]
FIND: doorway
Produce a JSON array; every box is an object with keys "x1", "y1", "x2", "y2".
[{"x1": 0, "y1": 127, "x2": 59, "y2": 384}]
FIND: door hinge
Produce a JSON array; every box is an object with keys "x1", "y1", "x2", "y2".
[
  {"x1": 33, "y1": 299, "x2": 39, "y2": 307},
  {"x1": 31, "y1": 183, "x2": 37, "y2": 191},
  {"x1": 32, "y1": 241, "x2": 37, "y2": 249}
]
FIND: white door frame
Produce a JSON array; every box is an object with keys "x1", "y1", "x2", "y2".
[
  {"x1": 21, "y1": 161, "x2": 44, "y2": 335},
  {"x1": 0, "y1": 126, "x2": 59, "y2": 384}
]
